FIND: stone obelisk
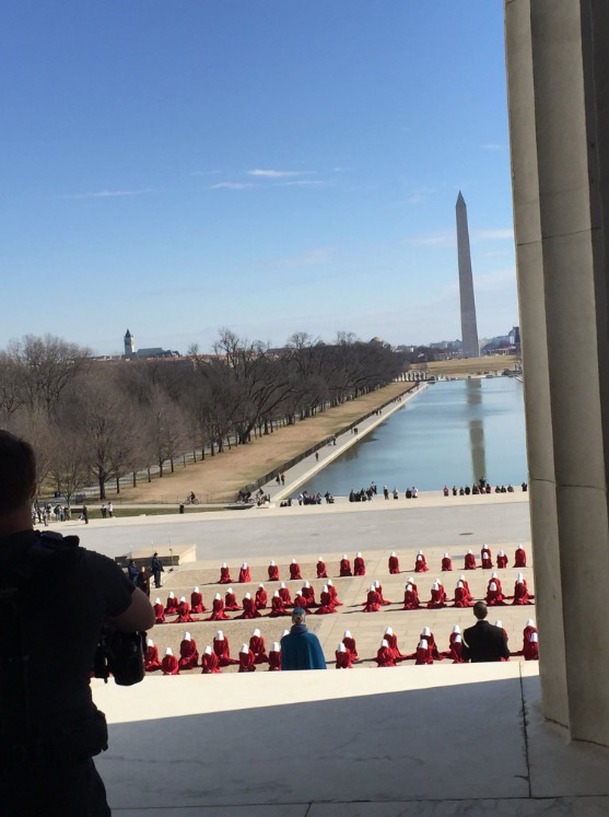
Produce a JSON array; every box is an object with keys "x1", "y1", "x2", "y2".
[{"x1": 456, "y1": 192, "x2": 480, "y2": 357}]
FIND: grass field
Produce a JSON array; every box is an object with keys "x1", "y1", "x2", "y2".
[{"x1": 83, "y1": 380, "x2": 417, "y2": 507}]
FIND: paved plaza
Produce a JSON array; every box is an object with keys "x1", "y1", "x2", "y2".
[{"x1": 66, "y1": 496, "x2": 609, "y2": 816}]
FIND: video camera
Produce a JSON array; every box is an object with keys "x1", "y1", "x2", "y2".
[{"x1": 92, "y1": 628, "x2": 147, "y2": 686}]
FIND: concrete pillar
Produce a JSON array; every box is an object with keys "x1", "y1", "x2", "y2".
[{"x1": 505, "y1": 0, "x2": 609, "y2": 746}]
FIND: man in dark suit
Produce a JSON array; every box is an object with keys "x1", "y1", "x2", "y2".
[{"x1": 462, "y1": 601, "x2": 510, "y2": 662}]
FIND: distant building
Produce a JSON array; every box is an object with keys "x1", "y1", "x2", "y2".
[{"x1": 122, "y1": 330, "x2": 180, "y2": 359}]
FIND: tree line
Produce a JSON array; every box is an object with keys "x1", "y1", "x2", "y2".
[{"x1": 0, "y1": 330, "x2": 407, "y2": 501}]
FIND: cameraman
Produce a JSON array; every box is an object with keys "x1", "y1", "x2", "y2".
[{"x1": 0, "y1": 430, "x2": 155, "y2": 817}]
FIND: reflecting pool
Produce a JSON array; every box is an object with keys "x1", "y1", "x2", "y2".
[{"x1": 299, "y1": 377, "x2": 527, "y2": 495}]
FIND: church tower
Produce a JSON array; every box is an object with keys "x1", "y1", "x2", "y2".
[{"x1": 124, "y1": 329, "x2": 135, "y2": 357}]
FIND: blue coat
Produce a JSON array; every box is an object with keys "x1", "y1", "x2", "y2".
[{"x1": 281, "y1": 624, "x2": 326, "y2": 670}]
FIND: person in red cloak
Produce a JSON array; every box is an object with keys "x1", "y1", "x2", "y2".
[
  {"x1": 388, "y1": 551, "x2": 400, "y2": 574},
  {"x1": 190, "y1": 586, "x2": 205, "y2": 613},
  {"x1": 514, "y1": 546, "x2": 527, "y2": 568},
  {"x1": 362, "y1": 584, "x2": 381, "y2": 612},
  {"x1": 176, "y1": 596, "x2": 198, "y2": 623},
  {"x1": 413, "y1": 638, "x2": 433, "y2": 665},
  {"x1": 458, "y1": 574, "x2": 473, "y2": 602},
  {"x1": 414, "y1": 550, "x2": 428, "y2": 573},
  {"x1": 153, "y1": 597, "x2": 166, "y2": 624},
  {"x1": 178, "y1": 631, "x2": 199, "y2": 670},
  {"x1": 267, "y1": 560, "x2": 280, "y2": 581},
  {"x1": 383, "y1": 626, "x2": 406, "y2": 661},
  {"x1": 452, "y1": 580, "x2": 472, "y2": 608},
  {"x1": 315, "y1": 585, "x2": 336, "y2": 614},
  {"x1": 513, "y1": 619, "x2": 537, "y2": 656},
  {"x1": 375, "y1": 638, "x2": 397, "y2": 667},
  {"x1": 496, "y1": 550, "x2": 509, "y2": 569},
  {"x1": 268, "y1": 642, "x2": 282, "y2": 671},
  {"x1": 292, "y1": 590, "x2": 307, "y2": 610},
  {"x1": 512, "y1": 578, "x2": 533, "y2": 605},
  {"x1": 524, "y1": 631, "x2": 539, "y2": 660},
  {"x1": 342, "y1": 630, "x2": 359, "y2": 661},
  {"x1": 219, "y1": 562, "x2": 232, "y2": 584},
  {"x1": 213, "y1": 630, "x2": 237, "y2": 666},
  {"x1": 339, "y1": 554, "x2": 352, "y2": 577},
  {"x1": 161, "y1": 647, "x2": 179, "y2": 675},
  {"x1": 249, "y1": 628, "x2": 269, "y2": 664},
  {"x1": 488, "y1": 571, "x2": 504, "y2": 595},
  {"x1": 441, "y1": 552, "x2": 453, "y2": 571},
  {"x1": 238, "y1": 643, "x2": 256, "y2": 672},
  {"x1": 419, "y1": 626, "x2": 442, "y2": 660},
  {"x1": 335, "y1": 642, "x2": 353, "y2": 669},
  {"x1": 278, "y1": 581, "x2": 293, "y2": 607},
  {"x1": 373, "y1": 579, "x2": 391, "y2": 605},
  {"x1": 238, "y1": 562, "x2": 251, "y2": 583},
  {"x1": 326, "y1": 579, "x2": 342, "y2": 606},
  {"x1": 269, "y1": 590, "x2": 288, "y2": 617},
  {"x1": 206, "y1": 592, "x2": 230, "y2": 621},
  {"x1": 289, "y1": 559, "x2": 302, "y2": 581},
  {"x1": 427, "y1": 579, "x2": 447, "y2": 609},
  {"x1": 403, "y1": 582, "x2": 421, "y2": 610},
  {"x1": 441, "y1": 625, "x2": 464, "y2": 662},
  {"x1": 354, "y1": 552, "x2": 366, "y2": 576},
  {"x1": 481, "y1": 545, "x2": 493, "y2": 569},
  {"x1": 201, "y1": 645, "x2": 221, "y2": 674},
  {"x1": 316, "y1": 557, "x2": 328, "y2": 579},
  {"x1": 145, "y1": 638, "x2": 162, "y2": 671},
  {"x1": 255, "y1": 583, "x2": 268, "y2": 610},
  {"x1": 301, "y1": 580, "x2": 316, "y2": 608},
  {"x1": 224, "y1": 587, "x2": 240, "y2": 611},
  {"x1": 239, "y1": 592, "x2": 261, "y2": 619},
  {"x1": 464, "y1": 549, "x2": 477, "y2": 570},
  {"x1": 485, "y1": 581, "x2": 506, "y2": 606},
  {"x1": 165, "y1": 591, "x2": 178, "y2": 615},
  {"x1": 494, "y1": 619, "x2": 510, "y2": 657}
]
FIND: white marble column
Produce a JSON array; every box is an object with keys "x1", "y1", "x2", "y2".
[{"x1": 505, "y1": 0, "x2": 609, "y2": 746}]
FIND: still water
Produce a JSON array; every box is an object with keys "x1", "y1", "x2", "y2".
[{"x1": 300, "y1": 377, "x2": 527, "y2": 495}]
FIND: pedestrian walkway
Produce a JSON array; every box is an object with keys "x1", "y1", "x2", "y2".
[{"x1": 259, "y1": 384, "x2": 427, "y2": 503}]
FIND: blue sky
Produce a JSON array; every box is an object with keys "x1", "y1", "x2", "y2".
[{"x1": 1, "y1": 1, "x2": 517, "y2": 356}]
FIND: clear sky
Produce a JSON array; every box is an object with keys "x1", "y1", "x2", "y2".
[{"x1": 1, "y1": 0, "x2": 516, "y2": 357}]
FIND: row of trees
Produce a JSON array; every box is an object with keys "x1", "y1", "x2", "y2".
[{"x1": 0, "y1": 330, "x2": 407, "y2": 501}]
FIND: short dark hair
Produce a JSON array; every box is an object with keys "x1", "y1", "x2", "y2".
[
  {"x1": 0, "y1": 430, "x2": 37, "y2": 514},
  {"x1": 473, "y1": 601, "x2": 488, "y2": 620}
]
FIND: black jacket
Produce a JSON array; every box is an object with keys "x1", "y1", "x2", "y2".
[{"x1": 462, "y1": 620, "x2": 510, "y2": 663}]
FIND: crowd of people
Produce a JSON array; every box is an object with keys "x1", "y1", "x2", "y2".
[
  {"x1": 141, "y1": 543, "x2": 537, "y2": 676},
  {"x1": 145, "y1": 613, "x2": 538, "y2": 675}
]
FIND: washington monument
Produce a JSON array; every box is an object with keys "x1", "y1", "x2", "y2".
[{"x1": 456, "y1": 192, "x2": 480, "y2": 357}]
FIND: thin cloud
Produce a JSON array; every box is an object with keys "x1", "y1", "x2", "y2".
[
  {"x1": 210, "y1": 181, "x2": 254, "y2": 190},
  {"x1": 247, "y1": 168, "x2": 315, "y2": 179},
  {"x1": 67, "y1": 188, "x2": 154, "y2": 199},
  {"x1": 407, "y1": 231, "x2": 455, "y2": 248},
  {"x1": 472, "y1": 228, "x2": 514, "y2": 241},
  {"x1": 275, "y1": 179, "x2": 329, "y2": 188},
  {"x1": 407, "y1": 186, "x2": 437, "y2": 205}
]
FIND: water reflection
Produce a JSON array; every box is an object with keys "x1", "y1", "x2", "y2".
[
  {"x1": 465, "y1": 380, "x2": 486, "y2": 481},
  {"x1": 299, "y1": 378, "x2": 527, "y2": 495}
]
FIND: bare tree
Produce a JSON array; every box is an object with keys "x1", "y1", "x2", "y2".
[{"x1": 9, "y1": 334, "x2": 91, "y2": 417}]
